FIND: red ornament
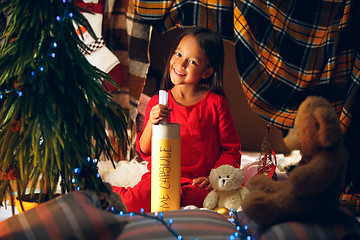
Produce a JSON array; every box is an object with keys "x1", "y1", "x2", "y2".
[
  {"x1": 0, "y1": 165, "x2": 19, "y2": 180},
  {"x1": 256, "y1": 125, "x2": 278, "y2": 180},
  {"x1": 10, "y1": 119, "x2": 21, "y2": 132}
]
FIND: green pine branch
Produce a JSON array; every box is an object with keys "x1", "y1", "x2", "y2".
[{"x1": 0, "y1": 0, "x2": 128, "y2": 208}]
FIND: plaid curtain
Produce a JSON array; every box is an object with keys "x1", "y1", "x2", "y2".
[
  {"x1": 103, "y1": 0, "x2": 152, "y2": 160},
  {"x1": 233, "y1": 0, "x2": 360, "y2": 191}
]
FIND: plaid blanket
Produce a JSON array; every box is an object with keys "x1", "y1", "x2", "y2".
[{"x1": 233, "y1": 0, "x2": 360, "y2": 134}]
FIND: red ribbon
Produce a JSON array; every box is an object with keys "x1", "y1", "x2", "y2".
[{"x1": 256, "y1": 150, "x2": 277, "y2": 178}]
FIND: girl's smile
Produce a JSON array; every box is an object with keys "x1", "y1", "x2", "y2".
[
  {"x1": 169, "y1": 35, "x2": 213, "y2": 87},
  {"x1": 173, "y1": 68, "x2": 186, "y2": 76}
]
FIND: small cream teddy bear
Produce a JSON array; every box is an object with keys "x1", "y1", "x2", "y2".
[{"x1": 203, "y1": 165, "x2": 249, "y2": 212}]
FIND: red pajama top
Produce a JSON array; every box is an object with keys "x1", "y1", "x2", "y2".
[{"x1": 136, "y1": 90, "x2": 241, "y2": 179}]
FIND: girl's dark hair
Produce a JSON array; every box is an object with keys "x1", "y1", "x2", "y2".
[{"x1": 161, "y1": 27, "x2": 225, "y2": 96}]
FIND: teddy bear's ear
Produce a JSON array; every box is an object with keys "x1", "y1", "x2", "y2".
[
  {"x1": 236, "y1": 167, "x2": 245, "y2": 179},
  {"x1": 283, "y1": 128, "x2": 301, "y2": 150},
  {"x1": 313, "y1": 107, "x2": 341, "y2": 148}
]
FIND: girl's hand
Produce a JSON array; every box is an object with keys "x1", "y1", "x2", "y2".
[
  {"x1": 193, "y1": 177, "x2": 212, "y2": 191},
  {"x1": 149, "y1": 104, "x2": 172, "y2": 125}
]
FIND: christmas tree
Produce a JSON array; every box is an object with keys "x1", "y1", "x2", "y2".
[{"x1": 0, "y1": 0, "x2": 127, "y2": 211}]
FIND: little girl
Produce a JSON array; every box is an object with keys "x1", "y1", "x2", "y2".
[{"x1": 113, "y1": 27, "x2": 242, "y2": 212}]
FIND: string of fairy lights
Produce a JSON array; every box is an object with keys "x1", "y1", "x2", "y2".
[
  {"x1": 73, "y1": 156, "x2": 251, "y2": 240},
  {"x1": 1, "y1": 0, "x2": 252, "y2": 239},
  {"x1": 0, "y1": 0, "x2": 73, "y2": 100}
]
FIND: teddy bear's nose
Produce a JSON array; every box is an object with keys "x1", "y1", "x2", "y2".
[{"x1": 222, "y1": 179, "x2": 226, "y2": 184}]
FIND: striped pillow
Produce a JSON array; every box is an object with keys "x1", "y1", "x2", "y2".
[
  {"x1": 4, "y1": 190, "x2": 358, "y2": 240},
  {"x1": 119, "y1": 210, "x2": 240, "y2": 240},
  {"x1": 0, "y1": 191, "x2": 127, "y2": 240},
  {"x1": 0, "y1": 191, "x2": 241, "y2": 240}
]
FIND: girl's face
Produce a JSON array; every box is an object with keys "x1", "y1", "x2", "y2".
[{"x1": 169, "y1": 35, "x2": 214, "y2": 87}]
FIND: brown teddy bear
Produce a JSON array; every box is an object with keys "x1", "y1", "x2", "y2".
[
  {"x1": 203, "y1": 165, "x2": 249, "y2": 212},
  {"x1": 241, "y1": 96, "x2": 348, "y2": 225}
]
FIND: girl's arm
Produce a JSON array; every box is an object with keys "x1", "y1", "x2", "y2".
[
  {"x1": 139, "y1": 103, "x2": 172, "y2": 155},
  {"x1": 214, "y1": 96, "x2": 241, "y2": 168}
]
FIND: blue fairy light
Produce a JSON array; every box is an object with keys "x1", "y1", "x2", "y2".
[
  {"x1": 74, "y1": 168, "x2": 80, "y2": 173},
  {"x1": 111, "y1": 206, "x2": 114, "y2": 211},
  {"x1": 39, "y1": 67, "x2": 44, "y2": 72},
  {"x1": 87, "y1": 157, "x2": 91, "y2": 162},
  {"x1": 96, "y1": 173, "x2": 100, "y2": 178},
  {"x1": 51, "y1": 53, "x2": 56, "y2": 58},
  {"x1": 18, "y1": 91, "x2": 23, "y2": 97},
  {"x1": 111, "y1": 210, "x2": 249, "y2": 240},
  {"x1": 0, "y1": 94, "x2": 2, "y2": 99},
  {"x1": 93, "y1": 158, "x2": 98, "y2": 164},
  {"x1": 76, "y1": 186, "x2": 80, "y2": 191},
  {"x1": 53, "y1": 42, "x2": 57, "y2": 48},
  {"x1": 56, "y1": 16, "x2": 61, "y2": 21},
  {"x1": 71, "y1": 178, "x2": 75, "y2": 183},
  {"x1": 69, "y1": 12, "x2": 73, "y2": 18},
  {"x1": 31, "y1": 71, "x2": 35, "y2": 76}
]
